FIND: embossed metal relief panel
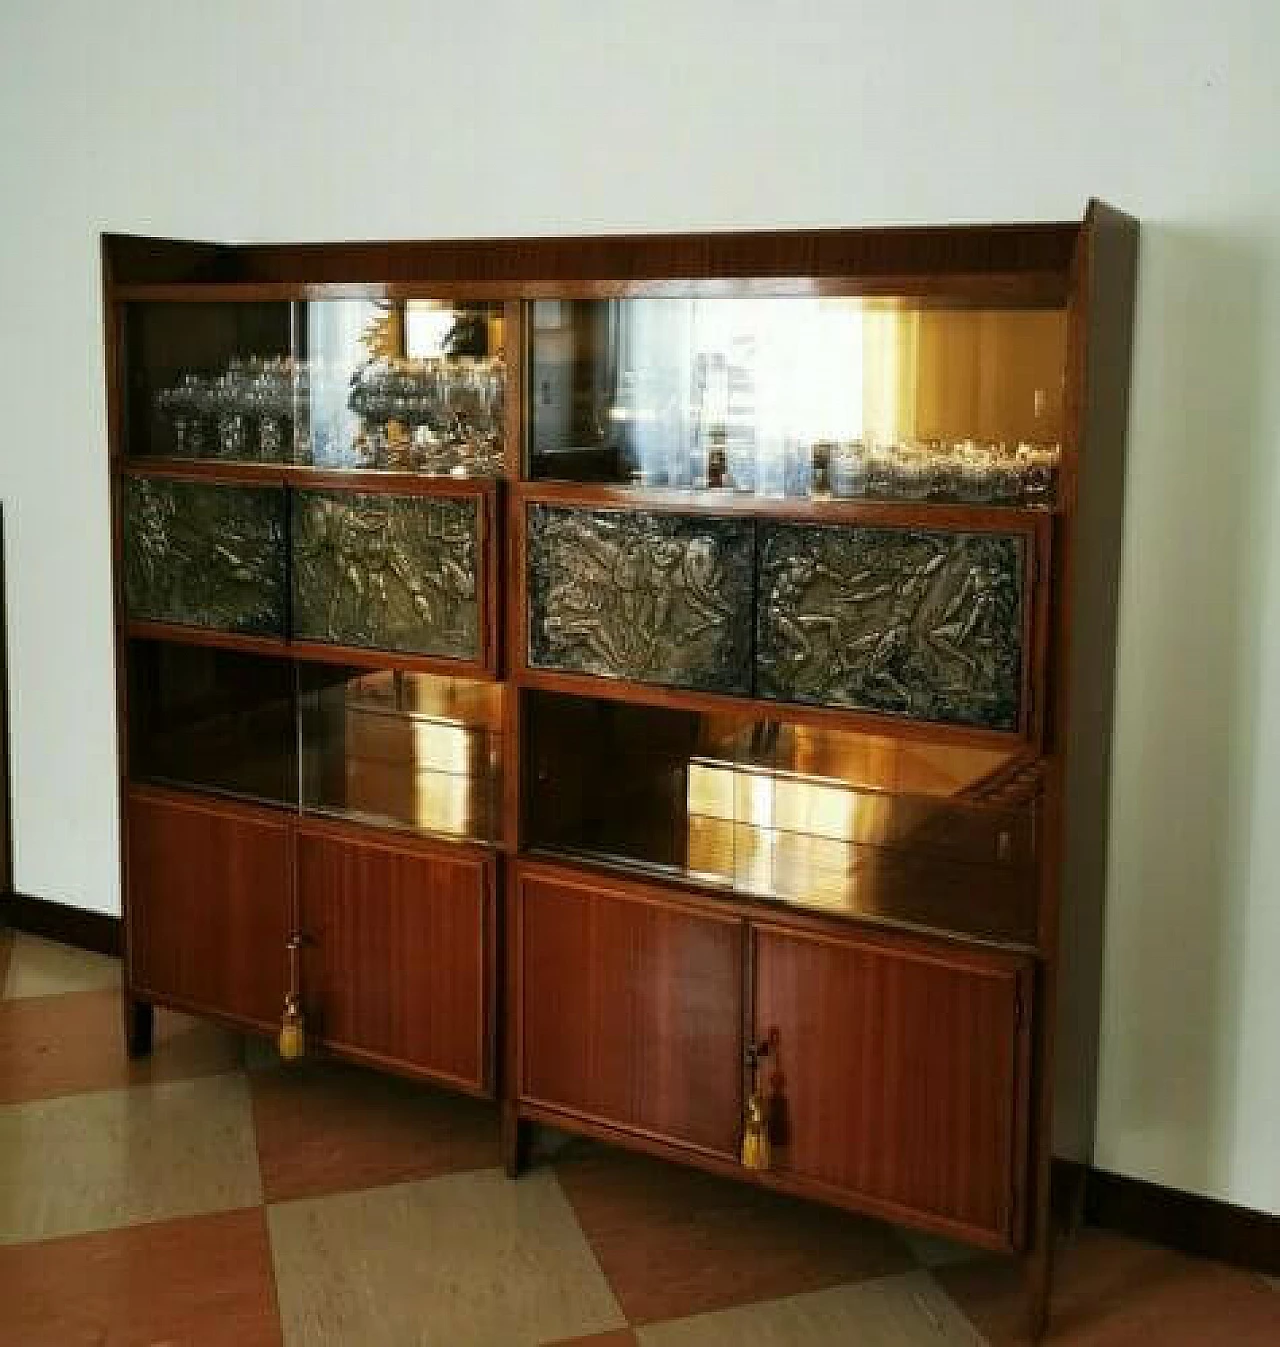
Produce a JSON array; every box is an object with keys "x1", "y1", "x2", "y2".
[
  {"x1": 527, "y1": 504, "x2": 753, "y2": 694},
  {"x1": 291, "y1": 490, "x2": 480, "y2": 659},
  {"x1": 122, "y1": 477, "x2": 286, "y2": 635},
  {"x1": 757, "y1": 523, "x2": 1026, "y2": 731}
]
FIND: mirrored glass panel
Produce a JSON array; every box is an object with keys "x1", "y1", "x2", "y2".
[
  {"x1": 298, "y1": 300, "x2": 505, "y2": 474},
  {"x1": 127, "y1": 640, "x2": 296, "y2": 806},
  {"x1": 125, "y1": 302, "x2": 294, "y2": 462},
  {"x1": 126, "y1": 300, "x2": 506, "y2": 474},
  {"x1": 527, "y1": 298, "x2": 1065, "y2": 507},
  {"x1": 299, "y1": 667, "x2": 502, "y2": 842},
  {"x1": 525, "y1": 691, "x2": 1039, "y2": 947}
]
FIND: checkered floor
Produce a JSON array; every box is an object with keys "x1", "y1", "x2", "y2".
[{"x1": 1, "y1": 929, "x2": 1277, "y2": 1345}]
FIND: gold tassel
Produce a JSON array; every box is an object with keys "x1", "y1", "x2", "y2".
[
  {"x1": 278, "y1": 994, "x2": 305, "y2": 1061},
  {"x1": 279, "y1": 933, "x2": 306, "y2": 1061},
  {"x1": 741, "y1": 1088, "x2": 771, "y2": 1171}
]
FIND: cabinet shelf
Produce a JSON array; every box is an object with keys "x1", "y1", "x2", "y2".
[
  {"x1": 117, "y1": 459, "x2": 503, "y2": 493},
  {"x1": 125, "y1": 620, "x2": 500, "y2": 679}
]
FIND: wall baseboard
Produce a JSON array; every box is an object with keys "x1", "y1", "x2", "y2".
[
  {"x1": 2, "y1": 891, "x2": 1276, "y2": 1274},
  {"x1": 1084, "y1": 1166, "x2": 1279, "y2": 1277},
  {"x1": 2, "y1": 891, "x2": 121, "y2": 957}
]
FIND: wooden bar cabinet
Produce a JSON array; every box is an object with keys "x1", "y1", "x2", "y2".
[{"x1": 104, "y1": 206, "x2": 1137, "y2": 1337}]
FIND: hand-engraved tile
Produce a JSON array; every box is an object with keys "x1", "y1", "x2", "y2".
[
  {"x1": 528, "y1": 505, "x2": 753, "y2": 694},
  {"x1": 757, "y1": 524, "x2": 1025, "y2": 731},
  {"x1": 123, "y1": 477, "x2": 287, "y2": 635},
  {"x1": 291, "y1": 490, "x2": 480, "y2": 658},
  {"x1": 268, "y1": 1168, "x2": 625, "y2": 1346}
]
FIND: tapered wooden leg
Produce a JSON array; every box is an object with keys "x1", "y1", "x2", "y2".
[
  {"x1": 1022, "y1": 1237, "x2": 1054, "y2": 1343},
  {"x1": 502, "y1": 1102, "x2": 532, "y2": 1178},
  {"x1": 1052, "y1": 1159, "x2": 1089, "y2": 1236},
  {"x1": 125, "y1": 996, "x2": 154, "y2": 1059}
]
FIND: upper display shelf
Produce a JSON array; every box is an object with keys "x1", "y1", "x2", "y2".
[
  {"x1": 527, "y1": 297, "x2": 1068, "y2": 509},
  {"x1": 123, "y1": 299, "x2": 505, "y2": 477}
]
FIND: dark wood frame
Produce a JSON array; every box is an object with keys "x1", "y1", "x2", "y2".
[{"x1": 102, "y1": 206, "x2": 1138, "y2": 1341}]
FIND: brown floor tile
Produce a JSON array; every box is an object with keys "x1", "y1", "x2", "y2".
[
  {"x1": 0, "y1": 1207, "x2": 282, "y2": 1347},
  {"x1": 0, "y1": 986, "x2": 242, "y2": 1104},
  {"x1": 250, "y1": 1056, "x2": 501, "y2": 1202},
  {"x1": 936, "y1": 1228, "x2": 1280, "y2": 1345},
  {"x1": 553, "y1": 1143, "x2": 912, "y2": 1326}
]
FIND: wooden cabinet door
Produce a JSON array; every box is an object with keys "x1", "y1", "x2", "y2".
[
  {"x1": 517, "y1": 865, "x2": 744, "y2": 1159},
  {"x1": 297, "y1": 822, "x2": 493, "y2": 1094},
  {"x1": 127, "y1": 787, "x2": 290, "y2": 1031},
  {"x1": 753, "y1": 925, "x2": 1032, "y2": 1248}
]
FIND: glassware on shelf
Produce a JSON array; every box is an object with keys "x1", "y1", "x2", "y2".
[
  {"x1": 150, "y1": 351, "x2": 506, "y2": 475},
  {"x1": 528, "y1": 297, "x2": 1067, "y2": 506}
]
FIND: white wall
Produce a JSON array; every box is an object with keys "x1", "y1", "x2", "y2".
[{"x1": 2, "y1": 0, "x2": 1277, "y2": 1214}]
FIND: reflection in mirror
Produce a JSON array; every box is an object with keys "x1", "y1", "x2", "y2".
[
  {"x1": 127, "y1": 640, "x2": 296, "y2": 806},
  {"x1": 301, "y1": 300, "x2": 505, "y2": 474},
  {"x1": 528, "y1": 297, "x2": 1066, "y2": 506},
  {"x1": 525, "y1": 691, "x2": 1040, "y2": 946},
  {"x1": 127, "y1": 300, "x2": 506, "y2": 474},
  {"x1": 299, "y1": 667, "x2": 502, "y2": 842}
]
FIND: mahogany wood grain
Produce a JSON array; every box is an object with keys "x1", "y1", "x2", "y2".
[
  {"x1": 105, "y1": 223, "x2": 1079, "y2": 292},
  {"x1": 125, "y1": 787, "x2": 291, "y2": 1031},
  {"x1": 516, "y1": 863, "x2": 745, "y2": 1158},
  {"x1": 296, "y1": 822, "x2": 494, "y2": 1094},
  {"x1": 751, "y1": 922, "x2": 1033, "y2": 1248},
  {"x1": 1021, "y1": 200, "x2": 1140, "y2": 1336}
]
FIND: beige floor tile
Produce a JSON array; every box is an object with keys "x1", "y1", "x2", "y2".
[
  {"x1": 0, "y1": 1072, "x2": 261, "y2": 1244},
  {"x1": 636, "y1": 1272, "x2": 980, "y2": 1346},
  {"x1": 268, "y1": 1167, "x2": 626, "y2": 1347},
  {"x1": 1, "y1": 932, "x2": 120, "y2": 999}
]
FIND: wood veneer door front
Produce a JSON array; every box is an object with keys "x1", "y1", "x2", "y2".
[
  {"x1": 126, "y1": 788, "x2": 290, "y2": 1031},
  {"x1": 752, "y1": 925, "x2": 1032, "y2": 1248},
  {"x1": 296, "y1": 823, "x2": 492, "y2": 1094},
  {"x1": 517, "y1": 866, "x2": 744, "y2": 1159}
]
